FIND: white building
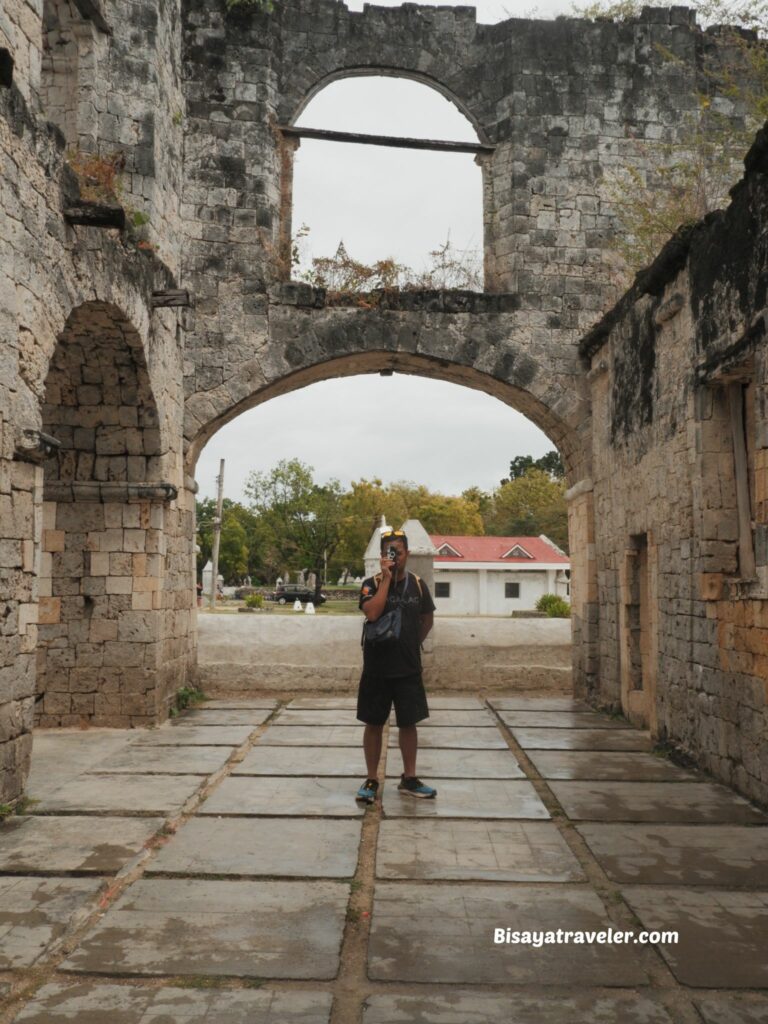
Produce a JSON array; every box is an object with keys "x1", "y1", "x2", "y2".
[{"x1": 429, "y1": 534, "x2": 570, "y2": 616}]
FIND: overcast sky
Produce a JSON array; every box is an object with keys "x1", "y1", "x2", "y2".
[{"x1": 196, "y1": 0, "x2": 574, "y2": 504}]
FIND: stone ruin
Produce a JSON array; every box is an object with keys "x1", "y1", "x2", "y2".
[{"x1": 0, "y1": 0, "x2": 766, "y2": 806}]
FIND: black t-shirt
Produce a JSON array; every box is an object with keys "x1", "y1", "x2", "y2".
[{"x1": 359, "y1": 571, "x2": 436, "y2": 679}]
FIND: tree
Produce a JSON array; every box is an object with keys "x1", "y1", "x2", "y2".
[
  {"x1": 502, "y1": 450, "x2": 564, "y2": 484},
  {"x1": 485, "y1": 468, "x2": 569, "y2": 552},
  {"x1": 195, "y1": 499, "x2": 265, "y2": 584},
  {"x1": 334, "y1": 479, "x2": 486, "y2": 576},
  {"x1": 245, "y1": 459, "x2": 345, "y2": 600},
  {"x1": 335, "y1": 479, "x2": 409, "y2": 577},
  {"x1": 572, "y1": 0, "x2": 768, "y2": 275}
]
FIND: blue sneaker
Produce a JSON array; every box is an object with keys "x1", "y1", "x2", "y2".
[
  {"x1": 356, "y1": 778, "x2": 379, "y2": 803},
  {"x1": 398, "y1": 774, "x2": 437, "y2": 799}
]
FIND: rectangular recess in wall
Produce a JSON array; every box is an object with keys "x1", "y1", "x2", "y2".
[{"x1": 0, "y1": 49, "x2": 13, "y2": 89}]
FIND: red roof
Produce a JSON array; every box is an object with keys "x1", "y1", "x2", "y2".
[{"x1": 429, "y1": 535, "x2": 569, "y2": 564}]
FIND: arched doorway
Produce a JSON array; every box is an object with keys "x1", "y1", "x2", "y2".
[
  {"x1": 185, "y1": 349, "x2": 596, "y2": 698},
  {"x1": 36, "y1": 301, "x2": 174, "y2": 727}
]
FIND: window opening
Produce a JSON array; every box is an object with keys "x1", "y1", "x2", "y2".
[
  {"x1": 505, "y1": 582, "x2": 520, "y2": 599},
  {"x1": 435, "y1": 581, "x2": 451, "y2": 598},
  {"x1": 289, "y1": 76, "x2": 487, "y2": 292}
]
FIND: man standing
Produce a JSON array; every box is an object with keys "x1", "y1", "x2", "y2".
[{"x1": 355, "y1": 529, "x2": 437, "y2": 803}]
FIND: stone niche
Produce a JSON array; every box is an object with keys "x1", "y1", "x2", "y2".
[{"x1": 36, "y1": 301, "x2": 171, "y2": 727}]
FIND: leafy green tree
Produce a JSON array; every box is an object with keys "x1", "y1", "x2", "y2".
[
  {"x1": 245, "y1": 459, "x2": 345, "y2": 600},
  {"x1": 503, "y1": 450, "x2": 564, "y2": 484},
  {"x1": 485, "y1": 468, "x2": 569, "y2": 552},
  {"x1": 195, "y1": 499, "x2": 266, "y2": 584}
]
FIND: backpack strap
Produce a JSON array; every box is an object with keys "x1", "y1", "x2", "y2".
[{"x1": 410, "y1": 572, "x2": 423, "y2": 599}]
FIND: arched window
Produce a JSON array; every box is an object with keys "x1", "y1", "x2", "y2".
[{"x1": 289, "y1": 76, "x2": 486, "y2": 291}]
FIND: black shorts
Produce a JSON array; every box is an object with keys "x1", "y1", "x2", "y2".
[{"x1": 356, "y1": 671, "x2": 429, "y2": 728}]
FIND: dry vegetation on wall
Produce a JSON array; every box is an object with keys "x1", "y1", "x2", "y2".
[
  {"x1": 65, "y1": 148, "x2": 124, "y2": 202},
  {"x1": 574, "y1": 0, "x2": 768, "y2": 272},
  {"x1": 65, "y1": 148, "x2": 155, "y2": 250},
  {"x1": 291, "y1": 229, "x2": 484, "y2": 306}
]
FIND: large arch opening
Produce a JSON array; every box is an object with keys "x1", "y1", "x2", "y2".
[
  {"x1": 286, "y1": 74, "x2": 487, "y2": 292},
  {"x1": 36, "y1": 301, "x2": 170, "y2": 727},
  {"x1": 188, "y1": 355, "x2": 595, "y2": 698}
]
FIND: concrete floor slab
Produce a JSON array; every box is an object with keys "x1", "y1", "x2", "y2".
[
  {"x1": 13, "y1": 982, "x2": 333, "y2": 1023},
  {"x1": 695, "y1": 997, "x2": 768, "y2": 1023},
  {"x1": 90, "y1": 745, "x2": 231, "y2": 775},
  {"x1": 489, "y1": 697, "x2": 591, "y2": 712},
  {"x1": 511, "y1": 727, "x2": 652, "y2": 751},
  {"x1": 287, "y1": 698, "x2": 358, "y2": 709},
  {"x1": 383, "y1": 779, "x2": 549, "y2": 819},
  {"x1": 62, "y1": 879, "x2": 348, "y2": 979},
  {"x1": 149, "y1": 817, "x2": 362, "y2": 877},
  {"x1": 0, "y1": 877, "x2": 102, "y2": 968},
  {"x1": 377, "y1": 820, "x2": 583, "y2": 881},
  {"x1": 0, "y1": 815, "x2": 163, "y2": 874},
  {"x1": 31, "y1": 773, "x2": 202, "y2": 815},
  {"x1": 387, "y1": 727, "x2": 506, "y2": 749},
  {"x1": 527, "y1": 750, "x2": 697, "y2": 781},
  {"x1": 549, "y1": 781, "x2": 768, "y2": 823},
  {"x1": 234, "y1": 746, "x2": 365, "y2": 776},
  {"x1": 384, "y1": 749, "x2": 524, "y2": 779},
  {"x1": 622, "y1": 887, "x2": 768, "y2": 988},
  {"x1": 498, "y1": 711, "x2": 628, "y2": 730},
  {"x1": 276, "y1": 709, "x2": 495, "y2": 727},
  {"x1": 198, "y1": 776, "x2": 365, "y2": 817},
  {"x1": 419, "y1": 696, "x2": 485, "y2": 709},
  {"x1": 25, "y1": 731, "x2": 133, "y2": 800},
  {"x1": 176, "y1": 709, "x2": 273, "y2": 726},
  {"x1": 130, "y1": 725, "x2": 254, "y2": 746},
  {"x1": 362, "y1": 992, "x2": 674, "y2": 1023},
  {"x1": 202, "y1": 700, "x2": 279, "y2": 709},
  {"x1": 275, "y1": 709, "x2": 366, "y2": 727},
  {"x1": 258, "y1": 726, "x2": 362, "y2": 746},
  {"x1": 368, "y1": 882, "x2": 648, "y2": 985},
  {"x1": 577, "y1": 824, "x2": 768, "y2": 886}
]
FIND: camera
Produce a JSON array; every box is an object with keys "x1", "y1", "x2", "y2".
[{"x1": 387, "y1": 545, "x2": 398, "y2": 562}]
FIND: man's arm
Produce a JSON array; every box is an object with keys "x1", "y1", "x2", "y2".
[
  {"x1": 419, "y1": 612, "x2": 434, "y2": 643},
  {"x1": 361, "y1": 559, "x2": 393, "y2": 622}
]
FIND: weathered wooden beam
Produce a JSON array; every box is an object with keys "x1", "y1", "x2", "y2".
[
  {"x1": 72, "y1": 0, "x2": 111, "y2": 33},
  {"x1": 151, "y1": 289, "x2": 193, "y2": 308},
  {"x1": 64, "y1": 200, "x2": 125, "y2": 229},
  {"x1": 277, "y1": 124, "x2": 494, "y2": 155}
]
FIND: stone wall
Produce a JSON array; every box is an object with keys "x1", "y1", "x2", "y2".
[
  {"x1": 579, "y1": 127, "x2": 768, "y2": 804},
  {"x1": 180, "y1": 0, "x2": 751, "y2": 443},
  {"x1": 0, "y1": 0, "x2": 191, "y2": 800}
]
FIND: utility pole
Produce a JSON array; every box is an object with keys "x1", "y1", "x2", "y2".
[{"x1": 209, "y1": 459, "x2": 225, "y2": 610}]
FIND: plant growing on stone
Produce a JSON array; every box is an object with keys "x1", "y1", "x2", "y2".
[
  {"x1": 295, "y1": 230, "x2": 483, "y2": 300},
  {"x1": 66, "y1": 148, "x2": 125, "y2": 203},
  {"x1": 244, "y1": 593, "x2": 264, "y2": 609},
  {"x1": 572, "y1": 0, "x2": 768, "y2": 274},
  {"x1": 175, "y1": 686, "x2": 206, "y2": 712}
]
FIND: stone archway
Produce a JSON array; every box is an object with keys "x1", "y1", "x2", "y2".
[
  {"x1": 185, "y1": 315, "x2": 598, "y2": 695},
  {"x1": 36, "y1": 301, "x2": 176, "y2": 727}
]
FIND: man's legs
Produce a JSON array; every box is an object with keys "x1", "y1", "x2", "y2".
[
  {"x1": 398, "y1": 724, "x2": 417, "y2": 778},
  {"x1": 363, "y1": 723, "x2": 384, "y2": 779}
]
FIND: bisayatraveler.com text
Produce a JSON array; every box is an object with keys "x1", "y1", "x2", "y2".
[{"x1": 494, "y1": 927, "x2": 678, "y2": 947}]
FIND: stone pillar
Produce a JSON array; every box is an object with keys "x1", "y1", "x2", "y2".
[
  {"x1": 566, "y1": 479, "x2": 599, "y2": 699},
  {"x1": 0, "y1": 458, "x2": 41, "y2": 804}
]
